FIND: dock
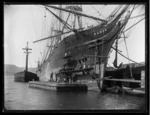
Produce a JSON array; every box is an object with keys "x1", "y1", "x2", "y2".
[{"x1": 29, "y1": 81, "x2": 87, "y2": 91}]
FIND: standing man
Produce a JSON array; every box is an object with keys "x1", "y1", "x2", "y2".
[{"x1": 50, "y1": 72, "x2": 53, "y2": 82}]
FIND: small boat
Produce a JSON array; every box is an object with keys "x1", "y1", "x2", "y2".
[
  {"x1": 14, "y1": 42, "x2": 39, "y2": 82},
  {"x1": 14, "y1": 71, "x2": 39, "y2": 82}
]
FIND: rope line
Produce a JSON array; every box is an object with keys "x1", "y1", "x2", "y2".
[{"x1": 123, "y1": 32, "x2": 133, "y2": 79}]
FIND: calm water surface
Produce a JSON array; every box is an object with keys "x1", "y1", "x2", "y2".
[{"x1": 4, "y1": 75, "x2": 145, "y2": 110}]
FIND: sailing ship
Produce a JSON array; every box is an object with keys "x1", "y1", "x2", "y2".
[
  {"x1": 30, "y1": 4, "x2": 145, "y2": 91},
  {"x1": 14, "y1": 42, "x2": 39, "y2": 82}
]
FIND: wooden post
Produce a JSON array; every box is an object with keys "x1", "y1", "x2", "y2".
[
  {"x1": 94, "y1": 42, "x2": 98, "y2": 72},
  {"x1": 99, "y1": 63, "x2": 105, "y2": 89},
  {"x1": 141, "y1": 70, "x2": 145, "y2": 88}
]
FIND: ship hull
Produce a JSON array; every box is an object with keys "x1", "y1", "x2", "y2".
[
  {"x1": 14, "y1": 71, "x2": 39, "y2": 82},
  {"x1": 37, "y1": 16, "x2": 125, "y2": 82}
]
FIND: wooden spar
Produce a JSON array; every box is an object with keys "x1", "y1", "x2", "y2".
[
  {"x1": 84, "y1": 55, "x2": 109, "y2": 58},
  {"x1": 45, "y1": 5, "x2": 107, "y2": 22},
  {"x1": 99, "y1": 63, "x2": 105, "y2": 89},
  {"x1": 103, "y1": 78, "x2": 141, "y2": 83},
  {"x1": 56, "y1": 12, "x2": 71, "y2": 45},
  {"x1": 45, "y1": 7, "x2": 74, "y2": 31},
  {"x1": 33, "y1": 26, "x2": 85, "y2": 43},
  {"x1": 34, "y1": 5, "x2": 127, "y2": 44},
  {"x1": 33, "y1": 30, "x2": 72, "y2": 43},
  {"x1": 60, "y1": 67, "x2": 93, "y2": 73},
  {"x1": 94, "y1": 76, "x2": 112, "y2": 81},
  {"x1": 61, "y1": 13, "x2": 71, "y2": 32},
  {"x1": 43, "y1": 7, "x2": 68, "y2": 60},
  {"x1": 94, "y1": 77, "x2": 141, "y2": 83}
]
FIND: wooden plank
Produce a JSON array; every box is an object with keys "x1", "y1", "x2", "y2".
[
  {"x1": 33, "y1": 30, "x2": 72, "y2": 43},
  {"x1": 94, "y1": 76, "x2": 112, "y2": 81},
  {"x1": 104, "y1": 78, "x2": 141, "y2": 83},
  {"x1": 60, "y1": 67, "x2": 93, "y2": 73},
  {"x1": 84, "y1": 55, "x2": 109, "y2": 58},
  {"x1": 94, "y1": 77, "x2": 141, "y2": 83}
]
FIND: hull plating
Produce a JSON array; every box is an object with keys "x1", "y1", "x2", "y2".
[{"x1": 37, "y1": 21, "x2": 123, "y2": 81}]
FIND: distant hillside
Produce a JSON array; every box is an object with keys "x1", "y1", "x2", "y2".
[
  {"x1": 4, "y1": 64, "x2": 37, "y2": 75},
  {"x1": 5, "y1": 61, "x2": 144, "y2": 76}
]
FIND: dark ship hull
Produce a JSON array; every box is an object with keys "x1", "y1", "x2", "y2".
[{"x1": 14, "y1": 71, "x2": 39, "y2": 82}]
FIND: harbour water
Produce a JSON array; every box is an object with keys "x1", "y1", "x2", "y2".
[{"x1": 4, "y1": 75, "x2": 145, "y2": 111}]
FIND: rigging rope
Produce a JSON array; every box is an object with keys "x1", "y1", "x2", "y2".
[
  {"x1": 128, "y1": 13, "x2": 144, "y2": 20},
  {"x1": 112, "y1": 5, "x2": 122, "y2": 16},
  {"x1": 41, "y1": 8, "x2": 47, "y2": 64},
  {"x1": 31, "y1": 6, "x2": 39, "y2": 41},
  {"x1": 43, "y1": 9, "x2": 52, "y2": 62},
  {"x1": 123, "y1": 33, "x2": 133, "y2": 79},
  {"x1": 119, "y1": 14, "x2": 144, "y2": 45},
  {"x1": 91, "y1": 5, "x2": 105, "y2": 19},
  {"x1": 111, "y1": 47, "x2": 143, "y2": 65},
  {"x1": 119, "y1": 5, "x2": 136, "y2": 79},
  {"x1": 43, "y1": 9, "x2": 53, "y2": 62},
  {"x1": 118, "y1": 17, "x2": 145, "y2": 44},
  {"x1": 121, "y1": 5, "x2": 144, "y2": 79},
  {"x1": 110, "y1": 5, "x2": 144, "y2": 75},
  {"x1": 99, "y1": 5, "x2": 105, "y2": 18},
  {"x1": 31, "y1": 7, "x2": 37, "y2": 56},
  {"x1": 31, "y1": 6, "x2": 44, "y2": 67},
  {"x1": 107, "y1": 5, "x2": 122, "y2": 21},
  {"x1": 126, "y1": 6, "x2": 144, "y2": 38}
]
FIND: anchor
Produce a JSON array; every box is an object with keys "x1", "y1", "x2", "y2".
[{"x1": 113, "y1": 39, "x2": 123, "y2": 69}]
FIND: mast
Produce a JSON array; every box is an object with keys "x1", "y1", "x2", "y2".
[
  {"x1": 65, "y1": 5, "x2": 83, "y2": 29},
  {"x1": 22, "y1": 42, "x2": 32, "y2": 72}
]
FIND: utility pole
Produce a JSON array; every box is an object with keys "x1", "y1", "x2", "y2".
[{"x1": 22, "y1": 42, "x2": 32, "y2": 72}]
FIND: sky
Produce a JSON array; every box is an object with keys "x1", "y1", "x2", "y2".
[{"x1": 4, "y1": 4, "x2": 145, "y2": 68}]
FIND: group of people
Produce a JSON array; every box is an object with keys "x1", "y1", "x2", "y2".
[
  {"x1": 49, "y1": 58, "x2": 90, "y2": 83},
  {"x1": 76, "y1": 58, "x2": 88, "y2": 70},
  {"x1": 63, "y1": 58, "x2": 88, "y2": 71}
]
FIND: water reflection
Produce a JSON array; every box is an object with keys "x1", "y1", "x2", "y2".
[{"x1": 4, "y1": 75, "x2": 145, "y2": 110}]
